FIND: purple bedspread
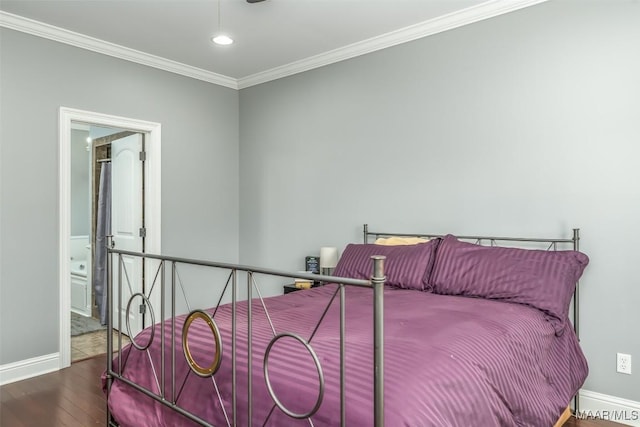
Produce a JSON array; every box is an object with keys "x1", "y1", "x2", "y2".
[{"x1": 105, "y1": 285, "x2": 587, "y2": 426}]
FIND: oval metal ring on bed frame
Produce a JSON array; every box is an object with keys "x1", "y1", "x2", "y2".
[
  {"x1": 263, "y1": 332, "x2": 325, "y2": 419},
  {"x1": 125, "y1": 293, "x2": 156, "y2": 351},
  {"x1": 182, "y1": 310, "x2": 223, "y2": 377}
]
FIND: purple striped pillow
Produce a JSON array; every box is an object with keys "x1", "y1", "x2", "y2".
[
  {"x1": 333, "y1": 241, "x2": 439, "y2": 291},
  {"x1": 430, "y1": 235, "x2": 589, "y2": 333}
]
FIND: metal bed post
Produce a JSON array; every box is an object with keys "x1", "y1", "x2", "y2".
[
  {"x1": 371, "y1": 256, "x2": 386, "y2": 427},
  {"x1": 340, "y1": 284, "x2": 346, "y2": 427},
  {"x1": 117, "y1": 254, "x2": 123, "y2": 377},
  {"x1": 573, "y1": 228, "x2": 581, "y2": 416},
  {"x1": 573, "y1": 229, "x2": 580, "y2": 342},
  {"x1": 160, "y1": 260, "x2": 166, "y2": 398},
  {"x1": 232, "y1": 269, "x2": 237, "y2": 427},
  {"x1": 106, "y1": 238, "x2": 114, "y2": 426},
  {"x1": 247, "y1": 272, "x2": 253, "y2": 427},
  {"x1": 172, "y1": 261, "x2": 177, "y2": 402}
]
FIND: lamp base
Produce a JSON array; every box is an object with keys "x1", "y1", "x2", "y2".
[{"x1": 321, "y1": 267, "x2": 334, "y2": 276}]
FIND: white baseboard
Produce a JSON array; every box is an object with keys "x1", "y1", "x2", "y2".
[
  {"x1": 579, "y1": 389, "x2": 640, "y2": 426},
  {"x1": 0, "y1": 353, "x2": 60, "y2": 386}
]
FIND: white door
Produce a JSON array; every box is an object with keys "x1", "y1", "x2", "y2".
[{"x1": 111, "y1": 133, "x2": 144, "y2": 336}]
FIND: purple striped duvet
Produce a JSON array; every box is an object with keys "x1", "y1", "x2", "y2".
[{"x1": 105, "y1": 285, "x2": 587, "y2": 426}]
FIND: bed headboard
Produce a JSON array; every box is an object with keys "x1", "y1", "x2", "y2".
[
  {"x1": 363, "y1": 223, "x2": 580, "y2": 252},
  {"x1": 362, "y1": 223, "x2": 581, "y2": 333}
]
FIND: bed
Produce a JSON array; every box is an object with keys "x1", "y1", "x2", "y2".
[{"x1": 104, "y1": 224, "x2": 589, "y2": 426}]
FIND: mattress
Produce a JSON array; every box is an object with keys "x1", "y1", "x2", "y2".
[{"x1": 105, "y1": 284, "x2": 588, "y2": 426}]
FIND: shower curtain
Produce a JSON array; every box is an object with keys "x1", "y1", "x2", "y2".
[{"x1": 93, "y1": 162, "x2": 111, "y2": 325}]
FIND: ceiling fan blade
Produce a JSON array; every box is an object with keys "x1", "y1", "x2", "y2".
[{"x1": 246, "y1": 0, "x2": 266, "y2": 3}]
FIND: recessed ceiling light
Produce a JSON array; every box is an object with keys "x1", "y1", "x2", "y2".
[
  {"x1": 212, "y1": 0, "x2": 233, "y2": 46},
  {"x1": 212, "y1": 35, "x2": 234, "y2": 45}
]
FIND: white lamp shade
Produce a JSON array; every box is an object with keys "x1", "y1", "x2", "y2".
[{"x1": 319, "y1": 247, "x2": 339, "y2": 269}]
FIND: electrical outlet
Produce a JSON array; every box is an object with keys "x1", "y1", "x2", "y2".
[{"x1": 617, "y1": 353, "x2": 632, "y2": 375}]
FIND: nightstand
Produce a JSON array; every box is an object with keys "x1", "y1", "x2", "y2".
[
  {"x1": 283, "y1": 284, "x2": 319, "y2": 294},
  {"x1": 283, "y1": 284, "x2": 299, "y2": 294}
]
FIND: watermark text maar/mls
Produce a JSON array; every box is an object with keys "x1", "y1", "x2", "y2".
[{"x1": 576, "y1": 409, "x2": 639, "y2": 422}]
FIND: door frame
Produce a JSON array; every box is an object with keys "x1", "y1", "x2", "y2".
[{"x1": 59, "y1": 107, "x2": 162, "y2": 368}]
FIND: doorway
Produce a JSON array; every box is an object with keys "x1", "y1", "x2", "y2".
[{"x1": 59, "y1": 107, "x2": 161, "y2": 369}]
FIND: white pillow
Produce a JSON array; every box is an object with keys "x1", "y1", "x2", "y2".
[{"x1": 374, "y1": 236, "x2": 429, "y2": 246}]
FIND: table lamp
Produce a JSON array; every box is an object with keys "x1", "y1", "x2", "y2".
[{"x1": 319, "y1": 247, "x2": 339, "y2": 276}]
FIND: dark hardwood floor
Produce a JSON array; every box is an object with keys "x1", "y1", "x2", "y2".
[
  {"x1": 564, "y1": 417, "x2": 630, "y2": 427},
  {"x1": 1, "y1": 355, "x2": 107, "y2": 426},
  {"x1": 0, "y1": 356, "x2": 629, "y2": 426}
]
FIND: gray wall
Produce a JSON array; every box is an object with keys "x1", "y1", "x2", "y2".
[
  {"x1": 0, "y1": 28, "x2": 240, "y2": 364},
  {"x1": 240, "y1": 0, "x2": 640, "y2": 402},
  {"x1": 70, "y1": 129, "x2": 90, "y2": 236}
]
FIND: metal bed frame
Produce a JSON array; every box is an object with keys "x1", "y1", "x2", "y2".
[
  {"x1": 105, "y1": 224, "x2": 582, "y2": 426},
  {"x1": 105, "y1": 245, "x2": 386, "y2": 427}
]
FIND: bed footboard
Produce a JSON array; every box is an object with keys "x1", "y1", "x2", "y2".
[{"x1": 105, "y1": 249, "x2": 386, "y2": 427}]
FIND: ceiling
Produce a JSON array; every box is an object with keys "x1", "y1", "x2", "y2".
[{"x1": 0, "y1": 0, "x2": 546, "y2": 89}]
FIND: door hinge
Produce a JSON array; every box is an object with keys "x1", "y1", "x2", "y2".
[
  {"x1": 139, "y1": 227, "x2": 146, "y2": 238},
  {"x1": 139, "y1": 304, "x2": 146, "y2": 315},
  {"x1": 139, "y1": 151, "x2": 146, "y2": 162}
]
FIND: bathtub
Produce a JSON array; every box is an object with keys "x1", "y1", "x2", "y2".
[
  {"x1": 70, "y1": 259, "x2": 89, "y2": 278},
  {"x1": 70, "y1": 235, "x2": 92, "y2": 316}
]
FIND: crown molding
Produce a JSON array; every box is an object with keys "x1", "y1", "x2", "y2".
[
  {"x1": 237, "y1": 0, "x2": 549, "y2": 89},
  {"x1": 0, "y1": 11, "x2": 238, "y2": 90},
  {"x1": 1, "y1": 0, "x2": 548, "y2": 91}
]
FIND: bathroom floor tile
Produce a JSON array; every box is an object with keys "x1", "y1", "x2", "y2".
[{"x1": 71, "y1": 330, "x2": 130, "y2": 363}]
